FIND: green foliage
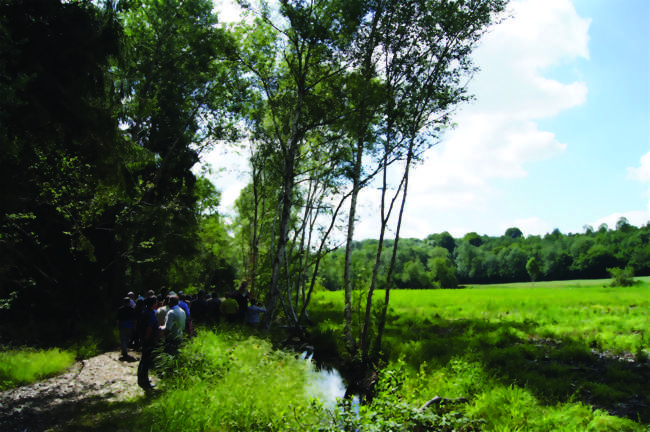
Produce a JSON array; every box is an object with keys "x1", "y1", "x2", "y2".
[
  {"x1": 68, "y1": 335, "x2": 103, "y2": 360},
  {"x1": 526, "y1": 256, "x2": 541, "y2": 283},
  {"x1": 505, "y1": 227, "x2": 523, "y2": 239},
  {"x1": 312, "y1": 282, "x2": 650, "y2": 427},
  {"x1": 318, "y1": 221, "x2": 650, "y2": 290},
  {"x1": 0, "y1": 347, "x2": 75, "y2": 390},
  {"x1": 143, "y1": 330, "x2": 496, "y2": 431},
  {"x1": 114, "y1": 0, "x2": 244, "y2": 293},
  {"x1": 608, "y1": 266, "x2": 636, "y2": 287},
  {"x1": 140, "y1": 329, "x2": 324, "y2": 430},
  {"x1": 429, "y1": 255, "x2": 459, "y2": 288},
  {"x1": 0, "y1": 0, "x2": 245, "y2": 344},
  {"x1": 320, "y1": 359, "x2": 484, "y2": 432},
  {"x1": 427, "y1": 231, "x2": 459, "y2": 254},
  {"x1": 0, "y1": 0, "x2": 127, "y2": 342}
]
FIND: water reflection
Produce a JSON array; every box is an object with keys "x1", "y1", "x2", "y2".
[
  {"x1": 302, "y1": 352, "x2": 347, "y2": 407},
  {"x1": 310, "y1": 367, "x2": 347, "y2": 406}
]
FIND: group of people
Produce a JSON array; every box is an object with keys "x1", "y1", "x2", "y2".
[{"x1": 115, "y1": 281, "x2": 266, "y2": 392}]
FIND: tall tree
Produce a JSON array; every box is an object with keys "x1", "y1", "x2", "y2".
[
  {"x1": 114, "y1": 0, "x2": 243, "y2": 291},
  {"x1": 0, "y1": 0, "x2": 124, "y2": 339},
  {"x1": 342, "y1": 0, "x2": 509, "y2": 362},
  {"x1": 526, "y1": 256, "x2": 541, "y2": 285},
  {"x1": 235, "y1": 0, "x2": 364, "y2": 329}
]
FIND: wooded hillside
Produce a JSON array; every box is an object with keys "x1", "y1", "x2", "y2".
[{"x1": 317, "y1": 220, "x2": 650, "y2": 290}]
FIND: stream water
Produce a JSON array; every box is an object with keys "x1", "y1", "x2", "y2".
[
  {"x1": 302, "y1": 351, "x2": 362, "y2": 410},
  {"x1": 301, "y1": 351, "x2": 346, "y2": 406}
]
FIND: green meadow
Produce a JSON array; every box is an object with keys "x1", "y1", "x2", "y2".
[
  {"x1": 2, "y1": 279, "x2": 649, "y2": 431},
  {"x1": 309, "y1": 277, "x2": 650, "y2": 430}
]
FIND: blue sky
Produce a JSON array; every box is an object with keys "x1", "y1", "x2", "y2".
[{"x1": 203, "y1": 0, "x2": 650, "y2": 239}]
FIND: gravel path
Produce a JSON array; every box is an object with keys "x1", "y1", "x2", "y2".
[{"x1": 0, "y1": 351, "x2": 152, "y2": 432}]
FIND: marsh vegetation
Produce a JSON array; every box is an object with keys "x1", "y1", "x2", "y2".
[{"x1": 2, "y1": 279, "x2": 648, "y2": 431}]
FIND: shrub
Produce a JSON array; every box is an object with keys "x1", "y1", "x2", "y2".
[
  {"x1": 608, "y1": 267, "x2": 636, "y2": 287},
  {"x1": 322, "y1": 359, "x2": 484, "y2": 432}
]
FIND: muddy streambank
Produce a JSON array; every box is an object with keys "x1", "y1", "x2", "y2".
[{"x1": 0, "y1": 350, "x2": 148, "y2": 432}]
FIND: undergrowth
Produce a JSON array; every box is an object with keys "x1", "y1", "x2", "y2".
[
  {"x1": 0, "y1": 347, "x2": 75, "y2": 390},
  {"x1": 3, "y1": 281, "x2": 649, "y2": 431},
  {"x1": 139, "y1": 329, "x2": 489, "y2": 431}
]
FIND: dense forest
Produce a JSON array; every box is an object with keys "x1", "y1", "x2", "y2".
[
  {"x1": 317, "y1": 220, "x2": 650, "y2": 291},
  {"x1": 2, "y1": 0, "x2": 647, "y2": 360}
]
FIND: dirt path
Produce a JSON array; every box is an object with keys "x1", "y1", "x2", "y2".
[{"x1": 0, "y1": 350, "x2": 151, "y2": 432}]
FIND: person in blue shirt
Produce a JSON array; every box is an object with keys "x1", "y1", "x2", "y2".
[
  {"x1": 246, "y1": 299, "x2": 266, "y2": 327},
  {"x1": 137, "y1": 296, "x2": 159, "y2": 393},
  {"x1": 116, "y1": 297, "x2": 137, "y2": 361},
  {"x1": 177, "y1": 292, "x2": 193, "y2": 337}
]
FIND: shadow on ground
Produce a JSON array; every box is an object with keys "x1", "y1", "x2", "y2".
[
  {"x1": 0, "y1": 352, "x2": 158, "y2": 432},
  {"x1": 308, "y1": 303, "x2": 649, "y2": 424},
  {"x1": 381, "y1": 316, "x2": 650, "y2": 423},
  {"x1": 0, "y1": 382, "x2": 153, "y2": 432}
]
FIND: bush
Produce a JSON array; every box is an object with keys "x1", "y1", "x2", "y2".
[
  {"x1": 322, "y1": 359, "x2": 484, "y2": 432},
  {"x1": 608, "y1": 267, "x2": 636, "y2": 287}
]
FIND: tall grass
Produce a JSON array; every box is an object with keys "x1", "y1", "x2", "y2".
[
  {"x1": 2, "y1": 280, "x2": 647, "y2": 431},
  {"x1": 375, "y1": 282, "x2": 650, "y2": 356},
  {"x1": 139, "y1": 329, "x2": 328, "y2": 431},
  {"x1": 309, "y1": 280, "x2": 650, "y2": 430},
  {"x1": 0, "y1": 347, "x2": 75, "y2": 390}
]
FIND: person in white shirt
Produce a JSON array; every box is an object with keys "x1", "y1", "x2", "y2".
[
  {"x1": 156, "y1": 295, "x2": 170, "y2": 327},
  {"x1": 160, "y1": 294, "x2": 186, "y2": 355}
]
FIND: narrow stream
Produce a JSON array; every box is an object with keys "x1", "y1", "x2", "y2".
[{"x1": 301, "y1": 351, "x2": 360, "y2": 409}]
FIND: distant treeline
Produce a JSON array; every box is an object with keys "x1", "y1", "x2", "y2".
[{"x1": 317, "y1": 220, "x2": 650, "y2": 289}]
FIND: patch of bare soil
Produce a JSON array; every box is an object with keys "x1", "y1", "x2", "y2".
[{"x1": 0, "y1": 351, "x2": 153, "y2": 432}]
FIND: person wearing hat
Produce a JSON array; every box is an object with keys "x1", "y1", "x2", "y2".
[{"x1": 127, "y1": 292, "x2": 136, "y2": 309}]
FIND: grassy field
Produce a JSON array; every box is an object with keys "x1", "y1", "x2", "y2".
[
  {"x1": 309, "y1": 277, "x2": 650, "y2": 430},
  {"x1": 2, "y1": 278, "x2": 648, "y2": 431}
]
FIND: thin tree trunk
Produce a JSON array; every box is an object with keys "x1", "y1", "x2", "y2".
[
  {"x1": 298, "y1": 188, "x2": 352, "y2": 323},
  {"x1": 342, "y1": 139, "x2": 363, "y2": 354},
  {"x1": 262, "y1": 136, "x2": 298, "y2": 329},
  {"x1": 375, "y1": 141, "x2": 414, "y2": 356},
  {"x1": 342, "y1": 4, "x2": 385, "y2": 356},
  {"x1": 360, "y1": 138, "x2": 406, "y2": 361}
]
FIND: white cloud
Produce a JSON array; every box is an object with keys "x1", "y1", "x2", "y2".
[
  {"x1": 470, "y1": 0, "x2": 590, "y2": 118},
  {"x1": 627, "y1": 151, "x2": 650, "y2": 183},
  {"x1": 484, "y1": 0, "x2": 590, "y2": 70},
  {"x1": 391, "y1": 0, "x2": 591, "y2": 238},
  {"x1": 621, "y1": 151, "x2": 650, "y2": 228},
  {"x1": 200, "y1": 0, "x2": 596, "y2": 240}
]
